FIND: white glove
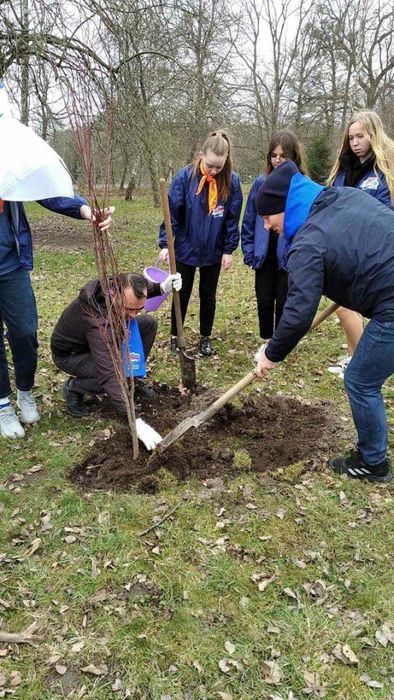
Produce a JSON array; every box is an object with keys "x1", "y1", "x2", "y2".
[
  {"x1": 160, "y1": 273, "x2": 182, "y2": 294},
  {"x1": 158, "y1": 248, "x2": 169, "y2": 263},
  {"x1": 136, "y1": 418, "x2": 162, "y2": 450}
]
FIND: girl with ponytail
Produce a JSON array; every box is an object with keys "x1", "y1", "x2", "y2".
[{"x1": 158, "y1": 130, "x2": 242, "y2": 356}]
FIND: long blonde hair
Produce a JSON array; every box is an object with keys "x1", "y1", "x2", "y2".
[
  {"x1": 327, "y1": 110, "x2": 394, "y2": 199},
  {"x1": 192, "y1": 130, "x2": 233, "y2": 201}
]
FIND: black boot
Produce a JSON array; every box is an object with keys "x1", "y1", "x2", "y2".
[
  {"x1": 62, "y1": 378, "x2": 89, "y2": 417},
  {"x1": 330, "y1": 450, "x2": 392, "y2": 482},
  {"x1": 134, "y1": 379, "x2": 157, "y2": 401},
  {"x1": 199, "y1": 336, "x2": 213, "y2": 356}
]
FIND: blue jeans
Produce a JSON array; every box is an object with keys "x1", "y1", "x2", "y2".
[
  {"x1": 344, "y1": 318, "x2": 394, "y2": 465},
  {"x1": 0, "y1": 268, "x2": 38, "y2": 398}
]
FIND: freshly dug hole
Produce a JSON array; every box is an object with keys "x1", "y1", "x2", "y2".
[{"x1": 69, "y1": 383, "x2": 342, "y2": 492}]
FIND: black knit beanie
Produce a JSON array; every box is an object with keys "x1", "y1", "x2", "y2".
[{"x1": 256, "y1": 161, "x2": 299, "y2": 215}]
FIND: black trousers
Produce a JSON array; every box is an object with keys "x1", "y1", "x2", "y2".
[
  {"x1": 52, "y1": 315, "x2": 157, "y2": 395},
  {"x1": 255, "y1": 232, "x2": 288, "y2": 339},
  {"x1": 171, "y1": 260, "x2": 222, "y2": 337}
]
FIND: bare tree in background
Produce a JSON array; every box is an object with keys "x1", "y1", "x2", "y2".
[{"x1": 237, "y1": 0, "x2": 314, "y2": 152}]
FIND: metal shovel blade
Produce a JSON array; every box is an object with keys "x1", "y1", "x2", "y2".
[
  {"x1": 158, "y1": 371, "x2": 257, "y2": 452},
  {"x1": 157, "y1": 414, "x2": 200, "y2": 452}
]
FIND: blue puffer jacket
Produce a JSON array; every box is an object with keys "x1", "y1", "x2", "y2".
[
  {"x1": 241, "y1": 174, "x2": 287, "y2": 270},
  {"x1": 334, "y1": 164, "x2": 392, "y2": 209},
  {"x1": 1, "y1": 195, "x2": 87, "y2": 272},
  {"x1": 158, "y1": 165, "x2": 242, "y2": 267},
  {"x1": 265, "y1": 173, "x2": 394, "y2": 363}
]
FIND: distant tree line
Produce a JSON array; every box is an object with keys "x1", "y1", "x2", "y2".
[{"x1": 1, "y1": 0, "x2": 393, "y2": 200}]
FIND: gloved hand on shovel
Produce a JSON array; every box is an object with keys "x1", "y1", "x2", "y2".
[
  {"x1": 136, "y1": 418, "x2": 163, "y2": 450},
  {"x1": 160, "y1": 273, "x2": 182, "y2": 294}
]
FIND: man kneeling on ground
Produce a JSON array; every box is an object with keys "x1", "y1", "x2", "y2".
[{"x1": 51, "y1": 271, "x2": 181, "y2": 450}]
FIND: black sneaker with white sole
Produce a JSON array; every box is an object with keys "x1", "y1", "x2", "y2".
[{"x1": 330, "y1": 450, "x2": 392, "y2": 482}]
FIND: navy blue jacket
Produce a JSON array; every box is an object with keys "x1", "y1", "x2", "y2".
[
  {"x1": 241, "y1": 175, "x2": 287, "y2": 270},
  {"x1": 0, "y1": 195, "x2": 87, "y2": 273},
  {"x1": 334, "y1": 164, "x2": 392, "y2": 209},
  {"x1": 265, "y1": 174, "x2": 394, "y2": 363},
  {"x1": 158, "y1": 165, "x2": 242, "y2": 266}
]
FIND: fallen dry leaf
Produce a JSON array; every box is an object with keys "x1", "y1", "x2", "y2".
[
  {"x1": 64, "y1": 535, "x2": 77, "y2": 544},
  {"x1": 375, "y1": 624, "x2": 394, "y2": 647},
  {"x1": 55, "y1": 664, "x2": 67, "y2": 675},
  {"x1": 218, "y1": 659, "x2": 230, "y2": 673},
  {"x1": 258, "y1": 574, "x2": 276, "y2": 593},
  {"x1": 332, "y1": 643, "x2": 359, "y2": 665},
  {"x1": 17, "y1": 538, "x2": 41, "y2": 561},
  {"x1": 81, "y1": 663, "x2": 108, "y2": 676},
  {"x1": 40, "y1": 513, "x2": 53, "y2": 532},
  {"x1": 224, "y1": 640, "x2": 235, "y2": 656},
  {"x1": 261, "y1": 659, "x2": 282, "y2": 685},
  {"x1": 282, "y1": 587, "x2": 298, "y2": 601}
]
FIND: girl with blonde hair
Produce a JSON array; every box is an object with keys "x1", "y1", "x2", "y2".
[
  {"x1": 327, "y1": 110, "x2": 394, "y2": 378},
  {"x1": 159, "y1": 130, "x2": 242, "y2": 356}
]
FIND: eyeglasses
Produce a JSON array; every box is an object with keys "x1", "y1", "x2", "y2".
[
  {"x1": 125, "y1": 305, "x2": 145, "y2": 315},
  {"x1": 270, "y1": 153, "x2": 286, "y2": 162}
]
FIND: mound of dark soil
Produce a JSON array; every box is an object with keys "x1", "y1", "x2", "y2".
[{"x1": 69, "y1": 384, "x2": 342, "y2": 493}]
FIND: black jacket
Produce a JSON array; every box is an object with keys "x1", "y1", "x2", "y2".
[
  {"x1": 51, "y1": 278, "x2": 161, "y2": 414},
  {"x1": 266, "y1": 186, "x2": 394, "y2": 363}
]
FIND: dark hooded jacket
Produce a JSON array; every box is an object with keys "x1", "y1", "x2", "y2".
[
  {"x1": 50, "y1": 278, "x2": 161, "y2": 414},
  {"x1": 265, "y1": 173, "x2": 394, "y2": 363}
]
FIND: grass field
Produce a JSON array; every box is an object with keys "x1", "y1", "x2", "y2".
[{"x1": 0, "y1": 194, "x2": 393, "y2": 699}]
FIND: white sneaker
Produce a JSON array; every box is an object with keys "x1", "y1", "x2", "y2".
[
  {"x1": 327, "y1": 355, "x2": 351, "y2": 379},
  {"x1": 0, "y1": 405, "x2": 26, "y2": 438},
  {"x1": 17, "y1": 390, "x2": 40, "y2": 424},
  {"x1": 254, "y1": 342, "x2": 269, "y2": 363}
]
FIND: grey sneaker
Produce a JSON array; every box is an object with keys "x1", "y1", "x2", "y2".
[
  {"x1": 17, "y1": 390, "x2": 40, "y2": 424},
  {"x1": 0, "y1": 405, "x2": 26, "y2": 438}
]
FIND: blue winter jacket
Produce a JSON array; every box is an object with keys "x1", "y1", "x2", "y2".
[
  {"x1": 0, "y1": 195, "x2": 87, "y2": 273},
  {"x1": 334, "y1": 164, "x2": 392, "y2": 209},
  {"x1": 158, "y1": 165, "x2": 242, "y2": 267},
  {"x1": 265, "y1": 173, "x2": 394, "y2": 363},
  {"x1": 241, "y1": 174, "x2": 287, "y2": 270}
]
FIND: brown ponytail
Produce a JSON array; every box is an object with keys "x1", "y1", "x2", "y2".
[{"x1": 192, "y1": 130, "x2": 233, "y2": 201}]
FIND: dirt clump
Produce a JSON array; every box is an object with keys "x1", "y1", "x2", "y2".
[{"x1": 69, "y1": 383, "x2": 342, "y2": 493}]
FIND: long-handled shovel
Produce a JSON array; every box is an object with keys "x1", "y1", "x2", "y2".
[
  {"x1": 157, "y1": 299, "x2": 339, "y2": 452},
  {"x1": 159, "y1": 178, "x2": 196, "y2": 389}
]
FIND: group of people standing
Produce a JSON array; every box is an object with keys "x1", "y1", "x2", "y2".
[
  {"x1": 1, "y1": 100, "x2": 394, "y2": 481},
  {"x1": 159, "y1": 113, "x2": 394, "y2": 378}
]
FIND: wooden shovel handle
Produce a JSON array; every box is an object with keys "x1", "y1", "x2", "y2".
[
  {"x1": 159, "y1": 179, "x2": 185, "y2": 346},
  {"x1": 196, "y1": 371, "x2": 257, "y2": 425},
  {"x1": 310, "y1": 301, "x2": 339, "y2": 330}
]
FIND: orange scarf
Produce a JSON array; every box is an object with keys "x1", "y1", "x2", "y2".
[
  {"x1": 196, "y1": 161, "x2": 218, "y2": 214},
  {"x1": 0, "y1": 199, "x2": 4, "y2": 215}
]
